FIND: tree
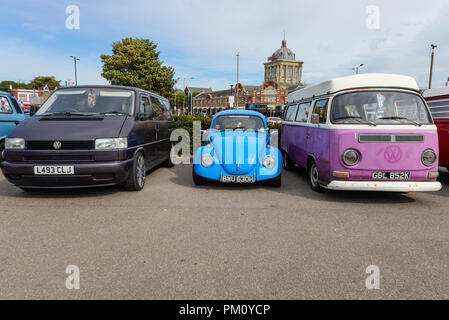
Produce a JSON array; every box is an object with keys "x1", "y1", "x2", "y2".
[
  {"x1": 100, "y1": 38, "x2": 176, "y2": 99},
  {"x1": 0, "y1": 80, "x2": 31, "y2": 90},
  {"x1": 29, "y1": 76, "x2": 61, "y2": 90}
]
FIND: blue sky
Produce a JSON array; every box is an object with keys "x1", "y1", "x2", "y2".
[{"x1": 2, "y1": 0, "x2": 449, "y2": 91}]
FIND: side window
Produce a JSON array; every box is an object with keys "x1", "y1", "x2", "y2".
[
  {"x1": 312, "y1": 99, "x2": 329, "y2": 123},
  {"x1": 140, "y1": 96, "x2": 154, "y2": 119},
  {"x1": 0, "y1": 96, "x2": 13, "y2": 114},
  {"x1": 150, "y1": 96, "x2": 167, "y2": 120},
  {"x1": 295, "y1": 102, "x2": 312, "y2": 122},
  {"x1": 10, "y1": 97, "x2": 23, "y2": 114},
  {"x1": 284, "y1": 104, "x2": 298, "y2": 121},
  {"x1": 161, "y1": 99, "x2": 174, "y2": 121}
]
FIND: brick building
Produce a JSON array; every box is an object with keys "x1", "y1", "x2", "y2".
[{"x1": 192, "y1": 36, "x2": 303, "y2": 116}]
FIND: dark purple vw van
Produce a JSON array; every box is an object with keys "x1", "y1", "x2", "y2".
[{"x1": 0, "y1": 85, "x2": 175, "y2": 191}]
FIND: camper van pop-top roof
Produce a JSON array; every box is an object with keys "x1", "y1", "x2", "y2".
[{"x1": 288, "y1": 73, "x2": 420, "y2": 103}]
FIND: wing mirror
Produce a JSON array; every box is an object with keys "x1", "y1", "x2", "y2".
[
  {"x1": 138, "y1": 109, "x2": 155, "y2": 120},
  {"x1": 311, "y1": 113, "x2": 320, "y2": 124},
  {"x1": 29, "y1": 105, "x2": 38, "y2": 117}
]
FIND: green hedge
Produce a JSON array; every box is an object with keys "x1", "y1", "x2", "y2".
[{"x1": 173, "y1": 115, "x2": 282, "y2": 154}]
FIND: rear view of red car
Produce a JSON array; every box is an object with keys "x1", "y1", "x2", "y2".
[{"x1": 424, "y1": 87, "x2": 449, "y2": 170}]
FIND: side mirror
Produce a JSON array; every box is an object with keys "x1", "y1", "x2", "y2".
[
  {"x1": 138, "y1": 109, "x2": 155, "y2": 120},
  {"x1": 311, "y1": 114, "x2": 320, "y2": 124},
  {"x1": 29, "y1": 105, "x2": 38, "y2": 116}
]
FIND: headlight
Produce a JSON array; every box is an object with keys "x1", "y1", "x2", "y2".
[
  {"x1": 201, "y1": 154, "x2": 214, "y2": 167},
  {"x1": 262, "y1": 155, "x2": 276, "y2": 168},
  {"x1": 342, "y1": 149, "x2": 360, "y2": 166},
  {"x1": 5, "y1": 138, "x2": 25, "y2": 150},
  {"x1": 95, "y1": 138, "x2": 128, "y2": 150},
  {"x1": 422, "y1": 149, "x2": 437, "y2": 167}
]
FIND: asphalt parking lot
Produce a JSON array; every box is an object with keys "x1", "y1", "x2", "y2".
[{"x1": 0, "y1": 165, "x2": 448, "y2": 299}]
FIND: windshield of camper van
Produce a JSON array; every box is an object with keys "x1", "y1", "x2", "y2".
[
  {"x1": 331, "y1": 91, "x2": 432, "y2": 125},
  {"x1": 36, "y1": 88, "x2": 135, "y2": 116},
  {"x1": 212, "y1": 115, "x2": 266, "y2": 131}
]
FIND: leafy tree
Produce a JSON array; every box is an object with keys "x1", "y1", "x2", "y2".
[
  {"x1": 29, "y1": 76, "x2": 61, "y2": 90},
  {"x1": 100, "y1": 38, "x2": 176, "y2": 99},
  {"x1": 0, "y1": 80, "x2": 31, "y2": 90}
]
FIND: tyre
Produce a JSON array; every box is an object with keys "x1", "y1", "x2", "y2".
[
  {"x1": 0, "y1": 141, "x2": 4, "y2": 161},
  {"x1": 162, "y1": 145, "x2": 175, "y2": 168},
  {"x1": 308, "y1": 160, "x2": 324, "y2": 192},
  {"x1": 124, "y1": 152, "x2": 146, "y2": 191},
  {"x1": 192, "y1": 166, "x2": 206, "y2": 185},
  {"x1": 268, "y1": 174, "x2": 282, "y2": 187},
  {"x1": 283, "y1": 151, "x2": 294, "y2": 171}
]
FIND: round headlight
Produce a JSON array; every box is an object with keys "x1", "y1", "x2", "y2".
[
  {"x1": 262, "y1": 155, "x2": 276, "y2": 169},
  {"x1": 201, "y1": 154, "x2": 214, "y2": 167},
  {"x1": 422, "y1": 149, "x2": 437, "y2": 167},
  {"x1": 342, "y1": 149, "x2": 360, "y2": 166}
]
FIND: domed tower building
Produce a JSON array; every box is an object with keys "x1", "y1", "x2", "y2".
[{"x1": 264, "y1": 36, "x2": 303, "y2": 90}]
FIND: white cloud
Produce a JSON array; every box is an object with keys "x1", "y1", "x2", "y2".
[{"x1": 4, "y1": 0, "x2": 449, "y2": 90}]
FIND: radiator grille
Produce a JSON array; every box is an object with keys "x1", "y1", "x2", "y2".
[
  {"x1": 358, "y1": 134, "x2": 424, "y2": 143},
  {"x1": 26, "y1": 140, "x2": 95, "y2": 150}
]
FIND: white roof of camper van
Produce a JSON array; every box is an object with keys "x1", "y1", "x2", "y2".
[
  {"x1": 423, "y1": 87, "x2": 449, "y2": 98},
  {"x1": 288, "y1": 73, "x2": 420, "y2": 102}
]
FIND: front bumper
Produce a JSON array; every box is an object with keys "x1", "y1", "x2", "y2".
[
  {"x1": 0, "y1": 160, "x2": 134, "y2": 188},
  {"x1": 325, "y1": 180, "x2": 442, "y2": 192}
]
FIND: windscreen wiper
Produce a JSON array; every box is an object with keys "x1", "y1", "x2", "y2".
[
  {"x1": 334, "y1": 116, "x2": 376, "y2": 126},
  {"x1": 41, "y1": 112, "x2": 96, "y2": 116},
  {"x1": 378, "y1": 116, "x2": 421, "y2": 126}
]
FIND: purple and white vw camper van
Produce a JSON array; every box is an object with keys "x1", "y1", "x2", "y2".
[{"x1": 281, "y1": 74, "x2": 442, "y2": 192}]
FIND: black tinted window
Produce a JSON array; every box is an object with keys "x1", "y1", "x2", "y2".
[{"x1": 141, "y1": 96, "x2": 153, "y2": 119}]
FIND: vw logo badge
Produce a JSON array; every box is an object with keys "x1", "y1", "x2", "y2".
[
  {"x1": 53, "y1": 141, "x2": 62, "y2": 150},
  {"x1": 384, "y1": 146, "x2": 402, "y2": 163}
]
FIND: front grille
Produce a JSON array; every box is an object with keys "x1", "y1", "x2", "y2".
[
  {"x1": 26, "y1": 140, "x2": 95, "y2": 150},
  {"x1": 23, "y1": 155, "x2": 94, "y2": 162},
  {"x1": 359, "y1": 134, "x2": 424, "y2": 143}
]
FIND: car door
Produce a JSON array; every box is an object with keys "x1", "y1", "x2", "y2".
[
  {"x1": 134, "y1": 94, "x2": 159, "y2": 168},
  {"x1": 0, "y1": 95, "x2": 20, "y2": 141},
  {"x1": 306, "y1": 99, "x2": 330, "y2": 176},
  {"x1": 150, "y1": 95, "x2": 172, "y2": 162},
  {"x1": 293, "y1": 101, "x2": 312, "y2": 167}
]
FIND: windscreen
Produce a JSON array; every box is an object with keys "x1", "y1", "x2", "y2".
[
  {"x1": 36, "y1": 88, "x2": 135, "y2": 116},
  {"x1": 331, "y1": 91, "x2": 432, "y2": 125},
  {"x1": 212, "y1": 115, "x2": 266, "y2": 131}
]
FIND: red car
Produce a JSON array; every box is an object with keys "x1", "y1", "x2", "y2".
[{"x1": 424, "y1": 87, "x2": 449, "y2": 170}]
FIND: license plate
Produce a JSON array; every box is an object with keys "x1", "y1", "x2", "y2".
[
  {"x1": 34, "y1": 166, "x2": 74, "y2": 175},
  {"x1": 221, "y1": 175, "x2": 255, "y2": 183},
  {"x1": 372, "y1": 171, "x2": 410, "y2": 180}
]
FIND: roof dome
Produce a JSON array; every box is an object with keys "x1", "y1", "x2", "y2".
[{"x1": 269, "y1": 39, "x2": 296, "y2": 61}]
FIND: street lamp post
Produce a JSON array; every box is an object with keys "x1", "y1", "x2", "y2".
[
  {"x1": 429, "y1": 44, "x2": 437, "y2": 89},
  {"x1": 182, "y1": 77, "x2": 194, "y2": 114},
  {"x1": 69, "y1": 56, "x2": 80, "y2": 85},
  {"x1": 236, "y1": 53, "x2": 240, "y2": 109},
  {"x1": 352, "y1": 64, "x2": 364, "y2": 75}
]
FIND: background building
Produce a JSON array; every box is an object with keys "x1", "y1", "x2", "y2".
[
  {"x1": 264, "y1": 37, "x2": 303, "y2": 90},
  {"x1": 192, "y1": 36, "x2": 302, "y2": 116}
]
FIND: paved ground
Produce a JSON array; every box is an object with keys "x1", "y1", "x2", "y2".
[{"x1": 0, "y1": 165, "x2": 448, "y2": 299}]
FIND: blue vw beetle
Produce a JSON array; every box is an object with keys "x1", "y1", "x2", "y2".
[
  {"x1": 193, "y1": 110, "x2": 283, "y2": 187},
  {"x1": 1, "y1": 91, "x2": 26, "y2": 155}
]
